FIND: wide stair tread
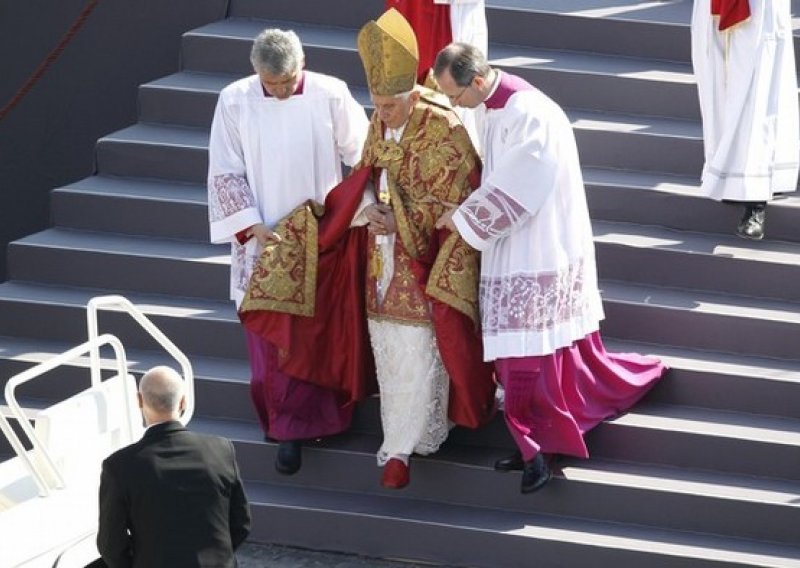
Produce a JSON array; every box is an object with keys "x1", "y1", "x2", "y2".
[{"x1": 242, "y1": 480, "x2": 800, "y2": 568}]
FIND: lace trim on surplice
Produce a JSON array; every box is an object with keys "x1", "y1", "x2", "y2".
[
  {"x1": 460, "y1": 187, "x2": 528, "y2": 242},
  {"x1": 209, "y1": 173, "x2": 255, "y2": 222},
  {"x1": 481, "y1": 260, "x2": 592, "y2": 335}
]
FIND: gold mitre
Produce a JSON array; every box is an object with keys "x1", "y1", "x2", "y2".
[{"x1": 357, "y1": 8, "x2": 419, "y2": 96}]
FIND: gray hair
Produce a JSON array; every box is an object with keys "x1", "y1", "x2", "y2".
[
  {"x1": 250, "y1": 28, "x2": 304, "y2": 75},
  {"x1": 139, "y1": 366, "x2": 184, "y2": 414},
  {"x1": 434, "y1": 42, "x2": 491, "y2": 87}
]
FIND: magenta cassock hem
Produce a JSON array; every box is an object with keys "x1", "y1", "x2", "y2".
[
  {"x1": 245, "y1": 330, "x2": 353, "y2": 441},
  {"x1": 495, "y1": 330, "x2": 667, "y2": 461}
]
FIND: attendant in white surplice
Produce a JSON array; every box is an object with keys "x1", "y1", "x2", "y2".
[
  {"x1": 207, "y1": 29, "x2": 368, "y2": 475},
  {"x1": 691, "y1": 0, "x2": 799, "y2": 239},
  {"x1": 434, "y1": 44, "x2": 667, "y2": 494}
]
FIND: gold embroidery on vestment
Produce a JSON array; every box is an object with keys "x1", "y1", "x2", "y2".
[{"x1": 239, "y1": 201, "x2": 322, "y2": 317}]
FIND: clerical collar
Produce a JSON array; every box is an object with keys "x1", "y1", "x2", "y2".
[
  {"x1": 261, "y1": 71, "x2": 306, "y2": 98},
  {"x1": 483, "y1": 70, "x2": 535, "y2": 110}
]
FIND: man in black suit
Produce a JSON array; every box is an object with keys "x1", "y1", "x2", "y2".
[{"x1": 97, "y1": 366, "x2": 251, "y2": 567}]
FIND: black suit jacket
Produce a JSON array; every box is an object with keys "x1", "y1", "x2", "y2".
[{"x1": 97, "y1": 421, "x2": 251, "y2": 568}]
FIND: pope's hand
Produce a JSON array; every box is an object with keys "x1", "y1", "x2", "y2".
[{"x1": 367, "y1": 204, "x2": 396, "y2": 236}]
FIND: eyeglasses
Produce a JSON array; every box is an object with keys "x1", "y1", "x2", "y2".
[{"x1": 447, "y1": 84, "x2": 470, "y2": 105}]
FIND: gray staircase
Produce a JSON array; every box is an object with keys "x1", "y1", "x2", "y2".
[{"x1": 1, "y1": 0, "x2": 800, "y2": 566}]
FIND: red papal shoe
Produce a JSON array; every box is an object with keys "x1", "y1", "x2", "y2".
[{"x1": 381, "y1": 457, "x2": 410, "y2": 489}]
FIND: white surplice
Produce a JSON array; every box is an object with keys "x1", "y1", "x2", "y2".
[
  {"x1": 452, "y1": 85, "x2": 604, "y2": 361},
  {"x1": 691, "y1": 0, "x2": 799, "y2": 201},
  {"x1": 207, "y1": 72, "x2": 368, "y2": 306}
]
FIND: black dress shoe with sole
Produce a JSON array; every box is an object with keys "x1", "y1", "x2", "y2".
[
  {"x1": 521, "y1": 452, "x2": 552, "y2": 494},
  {"x1": 736, "y1": 203, "x2": 766, "y2": 240},
  {"x1": 494, "y1": 451, "x2": 524, "y2": 472},
  {"x1": 275, "y1": 440, "x2": 302, "y2": 475}
]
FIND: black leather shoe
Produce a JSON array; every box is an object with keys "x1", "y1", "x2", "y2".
[
  {"x1": 737, "y1": 204, "x2": 766, "y2": 240},
  {"x1": 275, "y1": 440, "x2": 302, "y2": 475},
  {"x1": 521, "y1": 453, "x2": 552, "y2": 494},
  {"x1": 494, "y1": 451, "x2": 524, "y2": 472}
]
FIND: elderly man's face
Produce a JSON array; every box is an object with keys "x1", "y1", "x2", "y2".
[
  {"x1": 259, "y1": 69, "x2": 301, "y2": 100},
  {"x1": 371, "y1": 92, "x2": 418, "y2": 129}
]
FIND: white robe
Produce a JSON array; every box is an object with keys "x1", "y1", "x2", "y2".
[
  {"x1": 691, "y1": 0, "x2": 799, "y2": 202},
  {"x1": 435, "y1": 0, "x2": 488, "y2": 58},
  {"x1": 452, "y1": 87, "x2": 604, "y2": 361},
  {"x1": 207, "y1": 72, "x2": 368, "y2": 306}
]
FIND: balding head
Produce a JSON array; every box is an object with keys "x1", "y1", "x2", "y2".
[{"x1": 138, "y1": 366, "x2": 185, "y2": 424}]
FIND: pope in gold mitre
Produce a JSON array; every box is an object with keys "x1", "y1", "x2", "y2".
[
  {"x1": 353, "y1": 7, "x2": 496, "y2": 490},
  {"x1": 357, "y1": 7, "x2": 418, "y2": 96}
]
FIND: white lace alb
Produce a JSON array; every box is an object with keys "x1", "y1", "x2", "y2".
[{"x1": 368, "y1": 319, "x2": 450, "y2": 465}]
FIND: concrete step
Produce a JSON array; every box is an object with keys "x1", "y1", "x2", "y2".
[
  {"x1": 603, "y1": 339, "x2": 800, "y2": 420},
  {"x1": 181, "y1": 18, "x2": 365, "y2": 86},
  {"x1": 179, "y1": 16, "x2": 699, "y2": 120},
  {"x1": 96, "y1": 123, "x2": 208, "y2": 183},
  {"x1": 227, "y1": 0, "x2": 694, "y2": 63},
  {"x1": 139, "y1": 71, "x2": 240, "y2": 128},
  {"x1": 195, "y1": 417, "x2": 800, "y2": 548},
  {"x1": 570, "y1": 109, "x2": 702, "y2": 176},
  {"x1": 593, "y1": 219, "x2": 800, "y2": 302},
  {"x1": 584, "y1": 168, "x2": 800, "y2": 243},
  {"x1": 600, "y1": 281, "x2": 800, "y2": 361},
  {"x1": 51, "y1": 175, "x2": 209, "y2": 241},
  {"x1": 227, "y1": 0, "x2": 382, "y2": 29},
  {"x1": 0, "y1": 282, "x2": 246, "y2": 361},
  {"x1": 486, "y1": 1, "x2": 692, "y2": 64},
  {"x1": 8, "y1": 228, "x2": 230, "y2": 301},
  {"x1": 243, "y1": 481, "x2": 800, "y2": 568},
  {"x1": 487, "y1": 0, "x2": 800, "y2": 70},
  {"x1": 0, "y1": 335, "x2": 253, "y2": 423},
  {"x1": 587, "y1": 402, "x2": 800, "y2": 481},
  {"x1": 490, "y1": 44, "x2": 698, "y2": 121}
]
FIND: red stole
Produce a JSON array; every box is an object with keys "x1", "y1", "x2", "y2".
[{"x1": 711, "y1": 0, "x2": 750, "y2": 31}]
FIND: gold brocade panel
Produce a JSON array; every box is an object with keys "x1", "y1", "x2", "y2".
[{"x1": 239, "y1": 201, "x2": 323, "y2": 317}]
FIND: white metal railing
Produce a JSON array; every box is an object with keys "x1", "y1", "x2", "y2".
[
  {"x1": 86, "y1": 295, "x2": 194, "y2": 424},
  {"x1": 3, "y1": 333, "x2": 130, "y2": 497},
  {"x1": 0, "y1": 406, "x2": 42, "y2": 492}
]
